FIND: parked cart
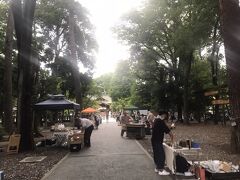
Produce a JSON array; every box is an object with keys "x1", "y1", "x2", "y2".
[{"x1": 68, "y1": 130, "x2": 84, "y2": 152}]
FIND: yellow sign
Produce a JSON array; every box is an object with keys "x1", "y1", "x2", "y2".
[
  {"x1": 204, "y1": 91, "x2": 218, "y2": 96},
  {"x1": 212, "y1": 99, "x2": 229, "y2": 105}
]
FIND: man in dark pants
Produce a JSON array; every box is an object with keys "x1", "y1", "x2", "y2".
[
  {"x1": 79, "y1": 118, "x2": 94, "y2": 147},
  {"x1": 120, "y1": 111, "x2": 133, "y2": 137},
  {"x1": 151, "y1": 110, "x2": 173, "y2": 176}
]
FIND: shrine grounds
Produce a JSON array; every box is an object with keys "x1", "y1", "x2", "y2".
[{"x1": 1, "y1": 121, "x2": 240, "y2": 180}]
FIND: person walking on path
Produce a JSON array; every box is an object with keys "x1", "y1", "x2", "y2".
[
  {"x1": 79, "y1": 118, "x2": 94, "y2": 147},
  {"x1": 151, "y1": 110, "x2": 174, "y2": 176},
  {"x1": 120, "y1": 111, "x2": 133, "y2": 137}
]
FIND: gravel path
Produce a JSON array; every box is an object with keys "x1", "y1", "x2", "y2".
[{"x1": 0, "y1": 144, "x2": 68, "y2": 180}]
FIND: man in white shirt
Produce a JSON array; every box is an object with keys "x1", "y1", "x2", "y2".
[
  {"x1": 79, "y1": 118, "x2": 94, "y2": 147},
  {"x1": 120, "y1": 111, "x2": 133, "y2": 137},
  {"x1": 147, "y1": 110, "x2": 155, "y2": 127}
]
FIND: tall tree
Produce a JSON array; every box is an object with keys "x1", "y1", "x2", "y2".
[
  {"x1": 3, "y1": 1, "x2": 14, "y2": 133},
  {"x1": 35, "y1": 0, "x2": 97, "y2": 105},
  {"x1": 207, "y1": 15, "x2": 222, "y2": 124},
  {"x1": 220, "y1": 0, "x2": 240, "y2": 153},
  {"x1": 115, "y1": 0, "x2": 218, "y2": 121},
  {"x1": 68, "y1": 3, "x2": 82, "y2": 105},
  {"x1": 0, "y1": 0, "x2": 8, "y2": 125},
  {"x1": 12, "y1": 0, "x2": 37, "y2": 151}
]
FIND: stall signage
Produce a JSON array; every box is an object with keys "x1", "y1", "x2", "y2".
[
  {"x1": 204, "y1": 91, "x2": 218, "y2": 96},
  {"x1": 212, "y1": 99, "x2": 229, "y2": 105}
]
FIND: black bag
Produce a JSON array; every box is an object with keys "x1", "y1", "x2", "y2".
[{"x1": 175, "y1": 154, "x2": 191, "y2": 173}]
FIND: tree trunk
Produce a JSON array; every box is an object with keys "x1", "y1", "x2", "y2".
[
  {"x1": 3, "y1": 4, "x2": 14, "y2": 134},
  {"x1": 68, "y1": 7, "x2": 82, "y2": 105},
  {"x1": 209, "y1": 17, "x2": 220, "y2": 125},
  {"x1": 177, "y1": 102, "x2": 183, "y2": 122},
  {"x1": 182, "y1": 51, "x2": 194, "y2": 124},
  {"x1": 219, "y1": 0, "x2": 240, "y2": 153},
  {"x1": 32, "y1": 19, "x2": 41, "y2": 136},
  {"x1": 12, "y1": 0, "x2": 37, "y2": 151}
]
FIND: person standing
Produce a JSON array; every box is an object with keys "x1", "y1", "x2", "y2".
[
  {"x1": 135, "y1": 111, "x2": 141, "y2": 123},
  {"x1": 79, "y1": 118, "x2": 94, "y2": 147},
  {"x1": 147, "y1": 110, "x2": 155, "y2": 127},
  {"x1": 94, "y1": 114, "x2": 99, "y2": 129},
  {"x1": 120, "y1": 111, "x2": 133, "y2": 137},
  {"x1": 151, "y1": 110, "x2": 174, "y2": 175}
]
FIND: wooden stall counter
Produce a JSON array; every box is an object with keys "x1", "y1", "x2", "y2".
[{"x1": 126, "y1": 123, "x2": 145, "y2": 139}]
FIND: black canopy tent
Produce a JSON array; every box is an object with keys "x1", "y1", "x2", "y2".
[
  {"x1": 34, "y1": 95, "x2": 80, "y2": 125},
  {"x1": 34, "y1": 94, "x2": 80, "y2": 110}
]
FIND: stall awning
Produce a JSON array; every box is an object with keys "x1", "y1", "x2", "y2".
[
  {"x1": 123, "y1": 106, "x2": 139, "y2": 110},
  {"x1": 34, "y1": 94, "x2": 80, "y2": 110}
]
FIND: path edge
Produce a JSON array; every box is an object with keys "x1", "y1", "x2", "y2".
[
  {"x1": 135, "y1": 140, "x2": 153, "y2": 160},
  {"x1": 41, "y1": 152, "x2": 70, "y2": 180}
]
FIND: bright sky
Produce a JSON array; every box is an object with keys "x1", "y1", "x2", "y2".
[{"x1": 78, "y1": 0, "x2": 145, "y2": 78}]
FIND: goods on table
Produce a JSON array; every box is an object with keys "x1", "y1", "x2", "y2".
[
  {"x1": 68, "y1": 130, "x2": 84, "y2": 152},
  {"x1": 194, "y1": 161, "x2": 240, "y2": 180},
  {"x1": 199, "y1": 160, "x2": 239, "y2": 173},
  {"x1": 51, "y1": 123, "x2": 68, "y2": 132}
]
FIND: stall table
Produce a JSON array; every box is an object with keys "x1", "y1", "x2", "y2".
[
  {"x1": 126, "y1": 123, "x2": 145, "y2": 139},
  {"x1": 205, "y1": 169, "x2": 240, "y2": 180},
  {"x1": 198, "y1": 161, "x2": 240, "y2": 180},
  {"x1": 53, "y1": 131, "x2": 69, "y2": 147},
  {"x1": 163, "y1": 143, "x2": 201, "y2": 174}
]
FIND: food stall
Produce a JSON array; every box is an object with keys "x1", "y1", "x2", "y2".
[
  {"x1": 34, "y1": 94, "x2": 80, "y2": 126},
  {"x1": 34, "y1": 95, "x2": 84, "y2": 151},
  {"x1": 163, "y1": 141, "x2": 201, "y2": 174},
  {"x1": 126, "y1": 123, "x2": 145, "y2": 139},
  {"x1": 163, "y1": 141, "x2": 240, "y2": 179}
]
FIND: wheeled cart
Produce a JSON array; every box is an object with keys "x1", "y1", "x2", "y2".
[{"x1": 68, "y1": 131, "x2": 84, "y2": 152}]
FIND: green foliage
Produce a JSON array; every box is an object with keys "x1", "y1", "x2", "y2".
[
  {"x1": 32, "y1": 0, "x2": 98, "y2": 106},
  {"x1": 36, "y1": 70, "x2": 63, "y2": 99},
  {"x1": 110, "y1": 60, "x2": 134, "y2": 101},
  {"x1": 35, "y1": 0, "x2": 97, "y2": 70},
  {"x1": 81, "y1": 81, "x2": 102, "y2": 108},
  {"x1": 189, "y1": 56, "x2": 212, "y2": 113},
  {"x1": 113, "y1": 0, "x2": 220, "y2": 113},
  {"x1": 0, "y1": 1, "x2": 8, "y2": 51},
  {"x1": 95, "y1": 73, "x2": 113, "y2": 95},
  {"x1": 111, "y1": 97, "x2": 131, "y2": 112}
]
